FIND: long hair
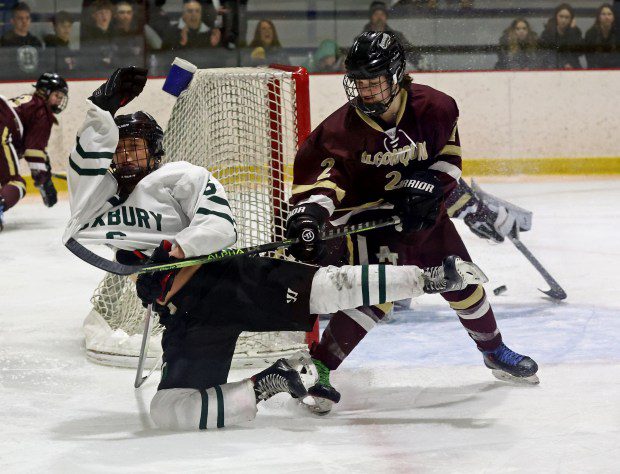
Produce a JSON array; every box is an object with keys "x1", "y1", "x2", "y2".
[
  {"x1": 249, "y1": 19, "x2": 281, "y2": 48},
  {"x1": 544, "y1": 3, "x2": 576, "y2": 33},
  {"x1": 504, "y1": 18, "x2": 538, "y2": 53},
  {"x1": 592, "y1": 3, "x2": 615, "y2": 31}
]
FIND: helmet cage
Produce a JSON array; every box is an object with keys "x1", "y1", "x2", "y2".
[
  {"x1": 343, "y1": 73, "x2": 400, "y2": 116},
  {"x1": 112, "y1": 114, "x2": 164, "y2": 191}
]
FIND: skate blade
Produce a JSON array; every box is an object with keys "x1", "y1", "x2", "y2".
[
  {"x1": 301, "y1": 395, "x2": 334, "y2": 416},
  {"x1": 491, "y1": 369, "x2": 539, "y2": 385},
  {"x1": 456, "y1": 259, "x2": 489, "y2": 285}
]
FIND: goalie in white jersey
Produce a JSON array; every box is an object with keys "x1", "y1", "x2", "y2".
[{"x1": 64, "y1": 67, "x2": 487, "y2": 431}]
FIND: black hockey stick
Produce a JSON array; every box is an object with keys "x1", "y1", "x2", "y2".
[
  {"x1": 65, "y1": 216, "x2": 402, "y2": 276},
  {"x1": 52, "y1": 172, "x2": 67, "y2": 180},
  {"x1": 508, "y1": 231, "x2": 567, "y2": 301}
]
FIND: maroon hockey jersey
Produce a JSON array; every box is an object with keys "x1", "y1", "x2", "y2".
[
  {"x1": 290, "y1": 83, "x2": 462, "y2": 224},
  {"x1": 0, "y1": 93, "x2": 55, "y2": 166}
]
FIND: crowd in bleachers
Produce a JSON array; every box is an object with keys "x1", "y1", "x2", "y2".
[
  {"x1": 495, "y1": 3, "x2": 619, "y2": 69},
  {"x1": 0, "y1": 0, "x2": 618, "y2": 79}
]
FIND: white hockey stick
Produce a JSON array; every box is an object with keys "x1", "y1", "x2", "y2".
[{"x1": 134, "y1": 304, "x2": 160, "y2": 388}]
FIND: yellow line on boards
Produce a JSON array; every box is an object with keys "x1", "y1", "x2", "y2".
[{"x1": 23, "y1": 157, "x2": 620, "y2": 195}]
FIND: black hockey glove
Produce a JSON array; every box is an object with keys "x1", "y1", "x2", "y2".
[
  {"x1": 285, "y1": 203, "x2": 329, "y2": 263},
  {"x1": 136, "y1": 240, "x2": 177, "y2": 307},
  {"x1": 31, "y1": 169, "x2": 57, "y2": 208},
  {"x1": 387, "y1": 172, "x2": 443, "y2": 232},
  {"x1": 464, "y1": 200, "x2": 516, "y2": 243},
  {"x1": 89, "y1": 66, "x2": 148, "y2": 116}
]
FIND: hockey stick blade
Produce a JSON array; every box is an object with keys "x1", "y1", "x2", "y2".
[
  {"x1": 66, "y1": 216, "x2": 401, "y2": 276},
  {"x1": 509, "y1": 235, "x2": 567, "y2": 301}
]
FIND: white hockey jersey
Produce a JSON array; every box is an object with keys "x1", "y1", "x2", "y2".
[{"x1": 63, "y1": 101, "x2": 237, "y2": 257}]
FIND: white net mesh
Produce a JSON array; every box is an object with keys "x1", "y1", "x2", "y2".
[{"x1": 84, "y1": 67, "x2": 312, "y2": 368}]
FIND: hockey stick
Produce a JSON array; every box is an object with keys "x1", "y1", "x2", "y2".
[
  {"x1": 65, "y1": 216, "x2": 402, "y2": 276},
  {"x1": 52, "y1": 172, "x2": 67, "y2": 180},
  {"x1": 509, "y1": 230, "x2": 567, "y2": 301},
  {"x1": 134, "y1": 304, "x2": 158, "y2": 388},
  {"x1": 469, "y1": 179, "x2": 565, "y2": 300}
]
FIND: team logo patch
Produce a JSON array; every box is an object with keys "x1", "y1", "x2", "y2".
[
  {"x1": 16, "y1": 46, "x2": 39, "y2": 73},
  {"x1": 286, "y1": 288, "x2": 298, "y2": 303},
  {"x1": 379, "y1": 33, "x2": 391, "y2": 49},
  {"x1": 301, "y1": 229, "x2": 315, "y2": 243}
]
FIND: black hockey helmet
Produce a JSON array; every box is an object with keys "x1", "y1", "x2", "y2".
[
  {"x1": 112, "y1": 111, "x2": 164, "y2": 192},
  {"x1": 343, "y1": 31, "x2": 406, "y2": 116},
  {"x1": 35, "y1": 72, "x2": 69, "y2": 114}
]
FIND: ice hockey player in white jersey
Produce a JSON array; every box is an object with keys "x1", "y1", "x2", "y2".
[{"x1": 64, "y1": 67, "x2": 488, "y2": 431}]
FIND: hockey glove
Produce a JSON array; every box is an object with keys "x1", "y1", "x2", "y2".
[
  {"x1": 464, "y1": 201, "x2": 516, "y2": 243},
  {"x1": 285, "y1": 203, "x2": 329, "y2": 263},
  {"x1": 136, "y1": 240, "x2": 177, "y2": 307},
  {"x1": 387, "y1": 172, "x2": 443, "y2": 232},
  {"x1": 89, "y1": 66, "x2": 148, "y2": 116}
]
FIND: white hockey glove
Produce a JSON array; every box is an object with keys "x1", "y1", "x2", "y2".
[{"x1": 464, "y1": 200, "x2": 516, "y2": 243}]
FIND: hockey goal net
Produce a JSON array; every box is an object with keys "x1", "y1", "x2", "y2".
[{"x1": 84, "y1": 65, "x2": 317, "y2": 369}]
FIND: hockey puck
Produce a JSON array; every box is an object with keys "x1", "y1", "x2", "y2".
[{"x1": 493, "y1": 285, "x2": 507, "y2": 296}]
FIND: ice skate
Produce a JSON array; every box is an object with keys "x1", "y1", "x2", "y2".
[
  {"x1": 251, "y1": 358, "x2": 309, "y2": 402},
  {"x1": 423, "y1": 255, "x2": 489, "y2": 293},
  {"x1": 482, "y1": 343, "x2": 539, "y2": 385},
  {"x1": 302, "y1": 359, "x2": 341, "y2": 415}
]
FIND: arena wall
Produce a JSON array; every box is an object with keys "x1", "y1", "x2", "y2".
[{"x1": 2, "y1": 68, "x2": 618, "y2": 193}]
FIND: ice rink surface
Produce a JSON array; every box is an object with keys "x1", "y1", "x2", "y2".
[{"x1": 1, "y1": 178, "x2": 619, "y2": 473}]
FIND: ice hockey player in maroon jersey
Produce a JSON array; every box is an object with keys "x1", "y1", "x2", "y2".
[
  {"x1": 0, "y1": 72, "x2": 68, "y2": 231},
  {"x1": 286, "y1": 31, "x2": 539, "y2": 414}
]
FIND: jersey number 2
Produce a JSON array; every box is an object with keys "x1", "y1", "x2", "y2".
[
  {"x1": 317, "y1": 158, "x2": 335, "y2": 181},
  {"x1": 384, "y1": 171, "x2": 402, "y2": 191}
]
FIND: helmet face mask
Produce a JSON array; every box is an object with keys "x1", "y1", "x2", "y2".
[
  {"x1": 343, "y1": 74, "x2": 399, "y2": 116},
  {"x1": 113, "y1": 112, "x2": 164, "y2": 194},
  {"x1": 35, "y1": 72, "x2": 69, "y2": 114},
  {"x1": 112, "y1": 137, "x2": 152, "y2": 188},
  {"x1": 343, "y1": 31, "x2": 406, "y2": 117}
]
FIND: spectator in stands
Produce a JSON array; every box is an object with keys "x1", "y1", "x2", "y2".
[
  {"x1": 362, "y1": 1, "x2": 421, "y2": 68},
  {"x1": 112, "y1": 1, "x2": 145, "y2": 66},
  {"x1": 495, "y1": 18, "x2": 540, "y2": 70},
  {"x1": 197, "y1": 1, "x2": 247, "y2": 48},
  {"x1": 248, "y1": 19, "x2": 289, "y2": 65},
  {"x1": 81, "y1": 0, "x2": 115, "y2": 69},
  {"x1": 146, "y1": 0, "x2": 174, "y2": 43},
  {"x1": 0, "y1": 2, "x2": 42, "y2": 47},
  {"x1": 221, "y1": 0, "x2": 248, "y2": 48},
  {"x1": 539, "y1": 3, "x2": 583, "y2": 69},
  {"x1": 305, "y1": 39, "x2": 345, "y2": 73},
  {"x1": 44, "y1": 11, "x2": 77, "y2": 72},
  {"x1": 44, "y1": 11, "x2": 73, "y2": 48},
  {"x1": 162, "y1": 0, "x2": 211, "y2": 49},
  {"x1": 585, "y1": 3, "x2": 618, "y2": 68}
]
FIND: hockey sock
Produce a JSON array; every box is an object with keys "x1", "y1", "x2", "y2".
[
  {"x1": 442, "y1": 284, "x2": 502, "y2": 351},
  {"x1": 309, "y1": 264, "x2": 424, "y2": 314},
  {"x1": 0, "y1": 183, "x2": 24, "y2": 211},
  {"x1": 311, "y1": 305, "x2": 391, "y2": 370},
  {"x1": 150, "y1": 380, "x2": 257, "y2": 430}
]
